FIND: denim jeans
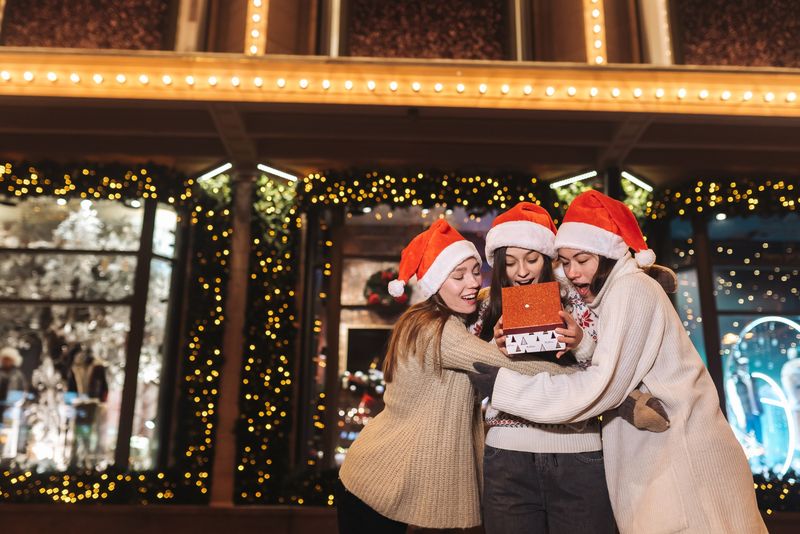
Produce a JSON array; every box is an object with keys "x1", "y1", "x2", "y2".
[
  {"x1": 336, "y1": 479, "x2": 408, "y2": 534},
  {"x1": 483, "y1": 445, "x2": 616, "y2": 534}
]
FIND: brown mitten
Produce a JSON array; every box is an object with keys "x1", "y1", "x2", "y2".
[
  {"x1": 645, "y1": 264, "x2": 678, "y2": 294},
  {"x1": 619, "y1": 390, "x2": 670, "y2": 432}
]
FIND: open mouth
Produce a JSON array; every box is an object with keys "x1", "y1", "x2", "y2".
[
  {"x1": 515, "y1": 279, "x2": 534, "y2": 286},
  {"x1": 462, "y1": 293, "x2": 477, "y2": 302},
  {"x1": 574, "y1": 283, "x2": 591, "y2": 298}
]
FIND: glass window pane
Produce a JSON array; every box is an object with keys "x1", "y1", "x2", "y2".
[
  {"x1": 0, "y1": 304, "x2": 129, "y2": 472},
  {"x1": 153, "y1": 204, "x2": 178, "y2": 258},
  {"x1": 0, "y1": 252, "x2": 137, "y2": 301},
  {"x1": 0, "y1": 198, "x2": 143, "y2": 251},
  {"x1": 720, "y1": 314, "x2": 800, "y2": 477},
  {"x1": 676, "y1": 269, "x2": 706, "y2": 364},
  {"x1": 130, "y1": 259, "x2": 173, "y2": 470}
]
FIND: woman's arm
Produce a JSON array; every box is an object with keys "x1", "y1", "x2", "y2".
[
  {"x1": 491, "y1": 274, "x2": 666, "y2": 424},
  {"x1": 439, "y1": 316, "x2": 574, "y2": 377}
]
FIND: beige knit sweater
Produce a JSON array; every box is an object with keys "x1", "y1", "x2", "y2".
[
  {"x1": 338, "y1": 315, "x2": 572, "y2": 529},
  {"x1": 492, "y1": 255, "x2": 768, "y2": 533}
]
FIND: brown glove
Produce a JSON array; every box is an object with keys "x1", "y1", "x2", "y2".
[
  {"x1": 645, "y1": 264, "x2": 678, "y2": 294},
  {"x1": 619, "y1": 390, "x2": 670, "y2": 432}
]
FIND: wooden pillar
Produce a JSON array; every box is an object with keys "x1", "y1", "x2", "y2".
[
  {"x1": 210, "y1": 170, "x2": 255, "y2": 506},
  {"x1": 692, "y1": 216, "x2": 726, "y2": 413},
  {"x1": 115, "y1": 199, "x2": 157, "y2": 468},
  {"x1": 603, "y1": 167, "x2": 624, "y2": 200}
]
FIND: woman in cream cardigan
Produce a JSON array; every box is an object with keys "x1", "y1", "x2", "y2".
[
  {"x1": 337, "y1": 219, "x2": 572, "y2": 533},
  {"x1": 472, "y1": 190, "x2": 767, "y2": 534}
]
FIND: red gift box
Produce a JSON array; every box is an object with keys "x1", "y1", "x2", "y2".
[{"x1": 501, "y1": 281, "x2": 566, "y2": 354}]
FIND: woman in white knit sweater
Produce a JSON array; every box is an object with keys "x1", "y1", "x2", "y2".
[
  {"x1": 337, "y1": 219, "x2": 572, "y2": 533},
  {"x1": 472, "y1": 191, "x2": 767, "y2": 533},
  {"x1": 475, "y1": 202, "x2": 616, "y2": 534}
]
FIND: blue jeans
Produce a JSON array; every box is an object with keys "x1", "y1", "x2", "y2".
[{"x1": 483, "y1": 446, "x2": 616, "y2": 534}]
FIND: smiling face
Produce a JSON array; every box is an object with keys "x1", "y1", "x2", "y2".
[
  {"x1": 558, "y1": 248, "x2": 601, "y2": 302},
  {"x1": 504, "y1": 246, "x2": 547, "y2": 287},
  {"x1": 437, "y1": 256, "x2": 482, "y2": 314}
]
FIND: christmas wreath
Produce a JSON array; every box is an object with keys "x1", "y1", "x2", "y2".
[{"x1": 364, "y1": 268, "x2": 412, "y2": 313}]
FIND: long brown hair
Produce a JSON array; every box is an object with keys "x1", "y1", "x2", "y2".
[
  {"x1": 589, "y1": 255, "x2": 617, "y2": 296},
  {"x1": 479, "y1": 247, "x2": 555, "y2": 342},
  {"x1": 383, "y1": 293, "x2": 478, "y2": 382}
]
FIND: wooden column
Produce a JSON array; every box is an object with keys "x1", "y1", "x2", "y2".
[
  {"x1": 210, "y1": 171, "x2": 255, "y2": 506},
  {"x1": 692, "y1": 216, "x2": 726, "y2": 413},
  {"x1": 115, "y1": 199, "x2": 156, "y2": 468}
]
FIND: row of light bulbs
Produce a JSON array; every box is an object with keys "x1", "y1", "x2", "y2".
[
  {"x1": 3, "y1": 69, "x2": 797, "y2": 103},
  {"x1": 246, "y1": 0, "x2": 267, "y2": 56},
  {"x1": 584, "y1": 0, "x2": 607, "y2": 65}
]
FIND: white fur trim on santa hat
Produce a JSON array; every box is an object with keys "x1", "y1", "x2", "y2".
[
  {"x1": 417, "y1": 240, "x2": 481, "y2": 299},
  {"x1": 554, "y1": 221, "x2": 629, "y2": 259},
  {"x1": 635, "y1": 248, "x2": 656, "y2": 267},
  {"x1": 387, "y1": 279, "x2": 406, "y2": 298},
  {"x1": 484, "y1": 220, "x2": 556, "y2": 266}
]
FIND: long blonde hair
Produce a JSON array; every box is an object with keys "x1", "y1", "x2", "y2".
[{"x1": 382, "y1": 294, "x2": 452, "y2": 383}]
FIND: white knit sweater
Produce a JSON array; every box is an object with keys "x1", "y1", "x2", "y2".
[
  {"x1": 339, "y1": 316, "x2": 573, "y2": 529},
  {"x1": 476, "y1": 284, "x2": 602, "y2": 453},
  {"x1": 492, "y1": 254, "x2": 767, "y2": 533}
]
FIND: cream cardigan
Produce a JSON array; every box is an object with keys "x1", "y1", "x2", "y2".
[
  {"x1": 492, "y1": 255, "x2": 767, "y2": 533},
  {"x1": 339, "y1": 315, "x2": 571, "y2": 529}
]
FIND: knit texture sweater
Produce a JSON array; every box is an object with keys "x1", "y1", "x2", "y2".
[
  {"x1": 339, "y1": 315, "x2": 573, "y2": 529},
  {"x1": 473, "y1": 284, "x2": 601, "y2": 453},
  {"x1": 492, "y1": 254, "x2": 767, "y2": 533}
]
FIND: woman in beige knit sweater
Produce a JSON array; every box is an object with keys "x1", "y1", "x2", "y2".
[
  {"x1": 472, "y1": 191, "x2": 767, "y2": 534},
  {"x1": 337, "y1": 219, "x2": 570, "y2": 533}
]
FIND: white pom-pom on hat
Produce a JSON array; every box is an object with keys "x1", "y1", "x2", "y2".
[
  {"x1": 635, "y1": 248, "x2": 656, "y2": 267},
  {"x1": 388, "y1": 279, "x2": 406, "y2": 298}
]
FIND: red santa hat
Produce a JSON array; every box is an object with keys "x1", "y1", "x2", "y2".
[
  {"x1": 388, "y1": 219, "x2": 481, "y2": 300},
  {"x1": 554, "y1": 190, "x2": 656, "y2": 267},
  {"x1": 484, "y1": 202, "x2": 557, "y2": 266}
]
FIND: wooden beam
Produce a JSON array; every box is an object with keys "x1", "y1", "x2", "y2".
[{"x1": 1, "y1": 50, "x2": 800, "y2": 118}]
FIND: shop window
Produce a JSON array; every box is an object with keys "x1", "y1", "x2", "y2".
[
  {"x1": 710, "y1": 214, "x2": 800, "y2": 476},
  {"x1": 0, "y1": 197, "x2": 181, "y2": 472}
]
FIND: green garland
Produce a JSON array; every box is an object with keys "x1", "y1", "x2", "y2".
[
  {"x1": 649, "y1": 177, "x2": 800, "y2": 220},
  {"x1": 0, "y1": 161, "x2": 230, "y2": 504}
]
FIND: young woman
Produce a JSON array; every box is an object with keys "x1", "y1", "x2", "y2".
[
  {"x1": 336, "y1": 219, "x2": 573, "y2": 533},
  {"x1": 475, "y1": 202, "x2": 616, "y2": 534},
  {"x1": 472, "y1": 191, "x2": 767, "y2": 533}
]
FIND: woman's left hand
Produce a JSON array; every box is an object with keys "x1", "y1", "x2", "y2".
[{"x1": 555, "y1": 310, "x2": 583, "y2": 359}]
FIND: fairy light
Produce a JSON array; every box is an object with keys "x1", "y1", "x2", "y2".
[
  {"x1": 232, "y1": 76, "x2": 241, "y2": 87},
  {"x1": 583, "y1": 0, "x2": 607, "y2": 65},
  {"x1": 139, "y1": 74, "x2": 149, "y2": 85},
  {"x1": 299, "y1": 78, "x2": 309, "y2": 89},
  {"x1": 389, "y1": 81, "x2": 398, "y2": 92},
  {"x1": 23, "y1": 71, "x2": 34, "y2": 82},
  {"x1": 479, "y1": 83, "x2": 488, "y2": 94},
  {"x1": 523, "y1": 85, "x2": 533, "y2": 95},
  {"x1": 545, "y1": 86, "x2": 556, "y2": 96},
  {"x1": 46, "y1": 72, "x2": 57, "y2": 82},
  {"x1": 321, "y1": 79, "x2": 330, "y2": 90}
]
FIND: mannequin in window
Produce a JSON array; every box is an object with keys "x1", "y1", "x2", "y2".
[{"x1": 67, "y1": 345, "x2": 108, "y2": 468}]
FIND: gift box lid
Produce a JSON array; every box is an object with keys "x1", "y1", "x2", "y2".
[{"x1": 502, "y1": 281, "x2": 563, "y2": 334}]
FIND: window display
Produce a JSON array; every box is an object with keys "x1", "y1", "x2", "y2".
[{"x1": 0, "y1": 197, "x2": 179, "y2": 472}]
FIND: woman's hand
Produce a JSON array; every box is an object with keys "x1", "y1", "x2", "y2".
[
  {"x1": 555, "y1": 310, "x2": 583, "y2": 359},
  {"x1": 493, "y1": 316, "x2": 509, "y2": 355}
]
